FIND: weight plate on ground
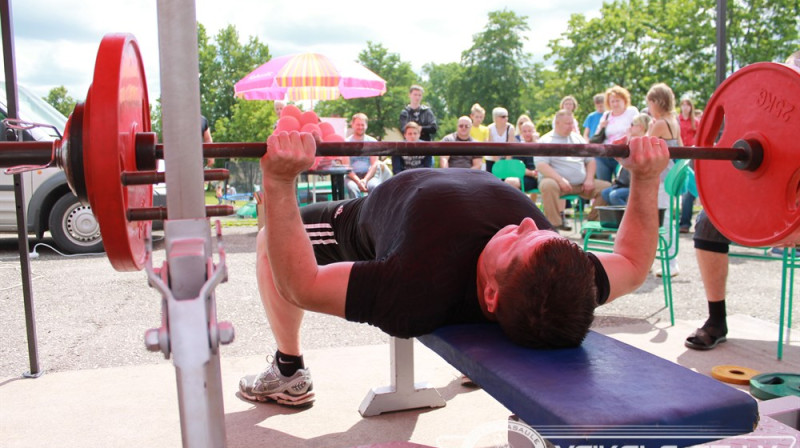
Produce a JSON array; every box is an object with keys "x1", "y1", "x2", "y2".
[
  {"x1": 750, "y1": 373, "x2": 800, "y2": 400},
  {"x1": 695, "y1": 62, "x2": 800, "y2": 247},
  {"x1": 711, "y1": 365, "x2": 760, "y2": 385},
  {"x1": 84, "y1": 34, "x2": 152, "y2": 271}
]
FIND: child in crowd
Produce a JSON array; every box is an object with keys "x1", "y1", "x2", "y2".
[{"x1": 600, "y1": 113, "x2": 651, "y2": 206}]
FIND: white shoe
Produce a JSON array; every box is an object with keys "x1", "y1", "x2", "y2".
[{"x1": 656, "y1": 260, "x2": 680, "y2": 278}]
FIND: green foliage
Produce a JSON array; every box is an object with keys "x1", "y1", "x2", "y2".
[
  {"x1": 213, "y1": 99, "x2": 275, "y2": 143},
  {"x1": 315, "y1": 42, "x2": 416, "y2": 139},
  {"x1": 545, "y1": 0, "x2": 800, "y2": 125},
  {"x1": 198, "y1": 23, "x2": 271, "y2": 135},
  {"x1": 43, "y1": 86, "x2": 76, "y2": 117},
  {"x1": 452, "y1": 9, "x2": 532, "y2": 122}
]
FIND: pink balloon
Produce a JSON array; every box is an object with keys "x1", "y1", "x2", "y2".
[
  {"x1": 323, "y1": 133, "x2": 345, "y2": 142},
  {"x1": 281, "y1": 104, "x2": 303, "y2": 121},
  {"x1": 300, "y1": 110, "x2": 320, "y2": 126},
  {"x1": 301, "y1": 123, "x2": 322, "y2": 136},
  {"x1": 318, "y1": 121, "x2": 336, "y2": 137},
  {"x1": 275, "y1": 116, "x2": 300, "y2": 133}
]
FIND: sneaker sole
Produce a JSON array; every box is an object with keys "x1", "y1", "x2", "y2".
[{"x1": 239, "y1": 389, "x2": 316, "y2": 407}]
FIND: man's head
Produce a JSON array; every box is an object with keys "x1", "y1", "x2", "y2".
[
  {"x1": 470, "y1": 103, "x2": 486, "y2": 125},
  {"x1": 409, "y1": 85, "x2": 424, "y2": 108},
  {"x1": 477, "y1": 218, "x2": 597, "y2": 348},
  {"x1": 456, "y1": 116, "x2": 472, "y2": 139},
  {"x1": 593, "y1": 94, "x2": 605, "y2": 112},
  {"x1": 351, "y1": 113, "x2": 368, "y2": 138},
  {"x1": 552, "y1": 109, "x2": 574, "y2": 137},
  {"x1": 404, "y1": 121, "x2": 421, "y2": 141},
  {"x1": 274, "y1": 100, "x2": 286, "y2": 116}
]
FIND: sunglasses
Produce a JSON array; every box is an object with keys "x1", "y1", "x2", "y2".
[
  {"x1": 458, "y1": 124, "x2": 470, "y2": 128},
  {"x1": 498, "y1": 115, "x2": 508, "y2": 119}
]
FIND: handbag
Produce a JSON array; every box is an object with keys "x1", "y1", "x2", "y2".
[{"x1": 589, "y1": 112, "x2": 609, "y2": 143}]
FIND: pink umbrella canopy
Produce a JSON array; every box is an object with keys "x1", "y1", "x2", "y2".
[{"x1": 234, "y1": 53, "x2": 387, "y2": 101}]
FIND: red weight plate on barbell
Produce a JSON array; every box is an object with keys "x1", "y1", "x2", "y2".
[
  {"x1": 695, "y1": 62, "x2": 800, "y2": 247},
  {"x1": 83, "y1": 34, "x2": 152, "y2": 271}
]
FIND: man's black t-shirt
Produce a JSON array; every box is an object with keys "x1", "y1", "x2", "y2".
[{"x1": 302, "y1": 168, "x2": 609, "y2": 338}]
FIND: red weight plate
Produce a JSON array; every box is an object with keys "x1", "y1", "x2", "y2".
[
  {"x1": 83, "y1": 34, "x2": 152, "y2": 271},
  {"x1": 695, "y1": 62, "x2": 800, "y2": 247}
]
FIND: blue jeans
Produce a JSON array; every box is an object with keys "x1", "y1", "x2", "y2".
[
  {"x1": 595, "y1": 157, "x2": 619, "y2": 182},
  {"x1": 680, "y1": 192, "x2": 696, "y2": 229},
  {"x1": 601, "y1": 186, "x2": 629, "y2": 206}
]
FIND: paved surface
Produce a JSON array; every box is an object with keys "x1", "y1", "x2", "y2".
[{"x1": 0, "y1": 223, "x2": 798, "y2": 447}]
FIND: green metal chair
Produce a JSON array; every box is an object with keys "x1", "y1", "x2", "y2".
[
  {"x1": 491, "y1": 158, "x2": 527, "y2": 188},
  {"x1": 583, "y1": 160, "x2": 692, "y2": 325},
  {"x1": 727, "y1": 243, "x2": 797, "y2": 359}
]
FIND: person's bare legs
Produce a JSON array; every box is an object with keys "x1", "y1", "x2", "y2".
[
  {"x1": 697, "y1": 248, "x2": 727, "y2": 302},
  {"x1": 685, "y1": 248, "x2": 729, "y2": 350},
  {"x1": 256, "y1": 227, "x2": 303, "y2": 356},
  {"x1": 238, "y1": 227, "x2": 314, "y2": 406}
]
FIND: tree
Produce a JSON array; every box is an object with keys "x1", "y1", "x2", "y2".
[
  {"x1": 545, "y1": 0, "x2": 800, "y2": 118},
  {"x1": 421, "y1": 62, "x2": 463, "y2": 136},
  {"x1": 315, "y1": 42, "x2": 416, "y2": 139},
  {"x1": 451, "y1": 9, "x2": 533, "y2": 122},
  {"x1": 197, "y1": 23, "x2": 271, "y2": 134},
  {"x1": 43, "y1": 86, "x2": 76, "y2": 117}
]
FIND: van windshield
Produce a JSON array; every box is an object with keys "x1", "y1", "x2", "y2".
[{"x1": 0, "y1": 81, "x2": 68, "y2": 141}]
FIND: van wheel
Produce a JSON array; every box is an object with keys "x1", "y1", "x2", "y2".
[{"x1": 48, "y1": 193, "x2": 104, "y2": 254}]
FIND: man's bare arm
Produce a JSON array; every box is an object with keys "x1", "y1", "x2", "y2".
[
  {"x1": 261, "y1": 131, "x2": 351, "y2": 317},
  {"x1": 596, "y1": 137, "x2": 669, "y2": 302}
]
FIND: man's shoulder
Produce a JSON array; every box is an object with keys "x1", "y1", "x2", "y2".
[{"x1": 539, "y1": 131, "x2": 556, "y2": 142}]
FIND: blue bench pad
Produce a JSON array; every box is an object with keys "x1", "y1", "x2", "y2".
[{"x1": 418, "y1": 324, "x2": 758, "y2": 446}]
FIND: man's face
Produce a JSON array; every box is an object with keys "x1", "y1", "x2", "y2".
[
  {"x1": 404, "y1": 127, "x2": 421, "y2": 142},
  {"x1": 275, "y1": 102, "x2": 285, "y2": 116},
  {"x1": 553, "y1": 114, "x2": 573, "y2": 137},
  {"x1": 595, "y1": 100, "x2": 605, "y2": 112},
  {"x1": 456, "y1": 119, "x2": 472, "y2": 139},
  {"x1": 409, "y1": 89, "x2": 423, "y2": 106},
  {"x1": 351, "y1": 118, "x2": 367, "y2": 137},
  {"x1": 482, "y1": 218, "x2": 562, "y2": 284}
]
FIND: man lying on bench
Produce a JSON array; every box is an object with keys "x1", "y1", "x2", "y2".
[{"x1": 240, "y1": 131, "x2": 669, "y2": 407}]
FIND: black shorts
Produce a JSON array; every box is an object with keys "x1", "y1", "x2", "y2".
[
  {"x1": 693, "y1": 210, "x2": 731, "y2": 254},
  {"x1": 300, "y1": 198, "x2": 372, "y2": 264}
]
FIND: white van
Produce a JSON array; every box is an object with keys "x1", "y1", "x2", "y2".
[{"x1": 0, "y1": 83, "x2": 103, "y2": 253}]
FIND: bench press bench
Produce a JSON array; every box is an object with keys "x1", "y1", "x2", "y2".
[{"x1": 360, "y1": 324, "x2": 758, "y2": 447}]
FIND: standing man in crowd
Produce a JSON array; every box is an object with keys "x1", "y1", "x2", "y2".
[
  {"x1": 536, "y1": 110, "x2": 611, "y2": 231},
  {"x1": 399, "y1": 85, "x2": 438, "y2": 141},
  {"x1": 439, "y1": 116, "x2": 482, "y2": 169}
]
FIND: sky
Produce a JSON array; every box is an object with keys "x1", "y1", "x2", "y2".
[{"x1": 8, "y1": 0, "x2": 605, "y2": 101}]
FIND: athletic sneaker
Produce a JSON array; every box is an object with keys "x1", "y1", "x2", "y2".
[{"x1": 239, "y1": 356, "x2": 315, "y2": 406}]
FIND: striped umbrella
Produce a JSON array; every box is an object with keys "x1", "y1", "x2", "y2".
[{"x1": 234, "y1": 53, "x2": 386, "y2": 102}]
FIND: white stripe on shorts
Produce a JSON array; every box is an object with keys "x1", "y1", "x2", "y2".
[{"x1": 305, "y1": 223, "x2": 337, "y2": 245}]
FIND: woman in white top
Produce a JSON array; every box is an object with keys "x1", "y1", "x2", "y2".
[
  {"x1": 486, "y1": 107, "x2": 515, "y2": 173},
  {"x1": 593, "y1": 85, "x2": 638, "y2": 181}
]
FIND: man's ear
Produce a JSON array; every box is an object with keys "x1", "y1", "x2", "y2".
[{"x1": 483, "y1": 284, "x2": 499, "y2": 314}]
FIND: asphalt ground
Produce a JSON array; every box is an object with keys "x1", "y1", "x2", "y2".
[{"x1": 0, "y1": 220, "x2": 796, "y2": 378}]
